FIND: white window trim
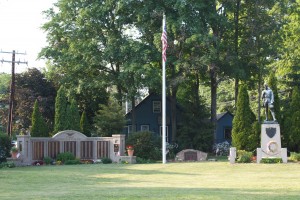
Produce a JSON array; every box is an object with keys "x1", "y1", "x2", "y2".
[
  {"x1": 141, "y1": 125, "x2": 150, "y2": 131},
  {"x1": 153, "y1": 101, "x2": 161, "y2": 113},
  {"x1": 159, "y1": 126, "x2": 169, "y2": 142}
]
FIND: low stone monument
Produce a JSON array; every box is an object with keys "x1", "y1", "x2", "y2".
[{"x1": 176, "y1": 149, "x2": 207, "y2": 162}]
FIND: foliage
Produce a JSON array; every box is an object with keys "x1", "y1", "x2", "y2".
[
  {"x1": 166, "y1": 142, "x2": 178, "y2": 160},
  {"x1": 93, "y1": 98, "x2": 125, "y2": 137},
  {"x1": 283, "y1": 87, "x2": 300, "y2": 152},
  {"x1": 14, "y1": 68, "x2": 56, "y2": 131},
  {"x1": 232, "y1": 85, "x2": 256, "y2": 151},
  {"x1": 213, "y1": 141, "x2": 230, "y2": 156},
  {"x1": 80, "y1": 111, "x2": 91, "y2": 137},
  {"x1": 66, "y1": 99, "x2": 81, "y2": 131},
  {"x1": 64, "y1": 159, "x2": 82, "y2": 165},
  {"x1": 10, "y1": 146, "x2": 18, "y2": 153},
  {"x1": 290, "y1": 152, "x2": 300, "y2": 162},
  {"x1": 56, "y1": 152, "x2": 75, "y2": 164},
  {"x1": 101, "y1": 157, "x2": 112, "y2": 164},
  {"x1": 260, "y1": 158, "x2": 283, "y2": 164},
  {"x1": 236, "y1": 150, "x2": 253, "y2": 163},
  {"x1": 177, "y1": 77, "x2": 213, "y2": 152},
  {"x1": 0, "y1": 133, "x2": 11, "y2": 163},
  {"x1": 136, "y1": 157, "x2": 156, "y2": 164},
  {"x1": 0, "y1": 161, "x2": 15, "y2": 169},
  {"x1": 54, "y1": 86, "x2": 68, "y2": 133},
  {"x1": 43, "y1": 156, "x2": 53, "y2": 165},
  {"x1": 31, "y1": 100, "x2": 49, "y2": 137},
  {"x1": 126, "y1": 131, "x2": 162, "y2": 160}
]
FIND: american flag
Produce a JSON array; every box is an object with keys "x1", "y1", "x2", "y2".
[{"x1": 161, "y1": 15, "x2": 167, "y2": 62}]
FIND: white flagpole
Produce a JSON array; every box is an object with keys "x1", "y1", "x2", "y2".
[{"x1": 162, "y1": 14, "x2": 167, "y2": 164}]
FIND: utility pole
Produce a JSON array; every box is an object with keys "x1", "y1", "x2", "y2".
[{"x1": 0, "y1": 50, "x2": 27, "y2": 137}]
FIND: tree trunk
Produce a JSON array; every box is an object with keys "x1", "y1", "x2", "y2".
[
  {"x1": 171, "y1": 86, "x2": 178, "y2": 143},
  {"x1": 131, "y1": 96, "x2": 136, "y2": 132},
  {"x1": 210, "y1": 64, "x2": 217, "y2": 142},
  {"x1": 258, "y1": 72, "x2": 262, "y2": 122},
  {"x1": 234, "y1": 0, "x2": 241, "y2": 107}
]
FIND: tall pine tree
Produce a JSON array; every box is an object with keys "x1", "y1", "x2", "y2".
[
  {"x1": 284, "y1": 87, "x2": 300, "y2": 152},
  {"x1": 80, "y1": 111, "x2": 91, "y2": 137},
  {"x1": 66, "y1": 99, "x2": 81, "y2": 131},
  {"x1": 232, "y1": 85, "x2": 255, "y2": 151},
  {"x1": 31, "y1": 100, "x2": 49, "y2": 137},
  {"x1": 54, "y1": 86, "x2": 67, "y2": 133}
]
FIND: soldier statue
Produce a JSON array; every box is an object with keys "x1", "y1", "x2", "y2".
[{"x1": 261, "y1": 83, "x2": 276, "y2": 121}]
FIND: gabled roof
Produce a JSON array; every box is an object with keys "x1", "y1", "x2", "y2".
[
  {"x1": 217, "y1": 111, "x2": 234, "y2": 121},
  {"x1": 125, "y1": 93, "x2": 180, "y2": 117}
]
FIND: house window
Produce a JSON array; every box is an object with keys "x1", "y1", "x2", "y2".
[
  {"x1": 141, "y1": 125, "x2": 149, "y2": 131},
  {"x1": 153, "y1": 101, "x2": 161, "y2": 113},
  {"x1": 127, "y1": 125, "x2": 133, "y2": 133},
  {"x1": 224, "y1": 127, "x2": 232, "y2": 140},
  {"x1": 160, "y1": 126, "x2": 169, "y2": 142}
]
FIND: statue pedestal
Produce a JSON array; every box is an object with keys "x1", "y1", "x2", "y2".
[{"x1": 257, "y1": 123, "x2": 287, "y2": 163}]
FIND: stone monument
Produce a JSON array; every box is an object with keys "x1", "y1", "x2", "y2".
[{"x1": 257, "y1": 84, "x2": 287, "y2": 163}]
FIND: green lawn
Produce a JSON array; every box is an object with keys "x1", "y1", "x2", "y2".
[{"x1": 1, "y1": 162, "x2": 300, "y2": 200}]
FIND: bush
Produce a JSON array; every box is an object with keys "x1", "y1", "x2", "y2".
[
  {"x1": 0, "y1": 133, "x2": 11, "y2": 163},
  {"x1": 56, "y1": 152, "x2": 75, "y2": 163},
  {"x1": 136, "y1": 157, "x2": 156, "y2": 164},
  {"x1": 43, "y1": 156, "x2": 53, "y2": 165},
  {"x1": 126, "y1": 131, "x2": 162, "y2": 160},
  {"x1": 101, "y1": 157, "x2": 112, "y2": 164},
  {"x1": 237, "y1": 150, "x2": 252, "y2": 163},
  {"x1": 65, "y1": 159, "x2": 81, "y2": 165},
  {"x1": 290, "y1": 152, "x2": 300, "y2": 162},
  {"x1": 260, "y1": 158, "x2": 283, "y2": 164},
  {"x1": 0, "y1": 161, "x2": 16, "y2": 168},
  {"x1": 213, "y1": 141, "x2": 230, "y2": 156}
]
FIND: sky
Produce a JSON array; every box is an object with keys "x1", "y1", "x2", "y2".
[{"x1": 0, "y1": 0, "x2": 56, "y2": 73}]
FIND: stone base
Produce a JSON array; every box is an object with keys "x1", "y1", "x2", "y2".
[
  {"x1": 257, "y1": 148, "x2": 287, "y2": 163},
  {"x1": 118, "y1": 156, "x2": 136, "y2": 164}
]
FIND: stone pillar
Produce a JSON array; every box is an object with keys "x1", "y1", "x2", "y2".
[
  {"x1": 229, "y1": 147, "x2": 236, "y2": 164},
  {"x1": 16, "y1": 135, "x2": 32, "y2": 165},
  {"x1": 93, "y1": 140, "x2": 97, "y2": 160},
  {"x1": 281, "y1": 148, "x2": 287, "y2": 163},
  {"x1": 257, "y1": 148, "x2": 262, "y2": 163},
  {"x1": 76, "y1": 141, "x2": 81, "y2": 159},
  {"x1": 111, "y1": 134, "x2": 126, "y2": 162}
]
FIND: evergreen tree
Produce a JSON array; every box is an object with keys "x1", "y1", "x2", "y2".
[
  {"x1": 177, "y1": 76, "x2": 213, "y2": 152},
  {"x1": 54, "y1": 86, "x2": 67, "y2": 133},
  {"x1": 31, "y1": 100, "x2": 49, "y2": 137},
  {"x1": 93, "y1": 98, "x2": 125, "y2": 137},
  {"x1": 67, "y1": 99, "x2": 81, "y2": 131},
  {"x1": 285, "y1": 87, "x2": 300, "y2": 152},
  {"x1": 80, "y1": 111, "x2": 91, "y2": 137},
  {"x1": 232, "y1": 85, "x2": 256, "y2": 151}
]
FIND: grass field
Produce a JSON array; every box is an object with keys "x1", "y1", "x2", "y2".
[{"x1": 1, "y1": 162, "x2": 300, "y2": 200}]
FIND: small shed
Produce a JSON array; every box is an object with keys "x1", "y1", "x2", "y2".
[{"x1": 215, "y1": 111, "x2": 234, "y2": 144}]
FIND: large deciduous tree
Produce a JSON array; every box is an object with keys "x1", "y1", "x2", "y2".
[{"x1": 15, "y1": 68, "x2": 56, "y2": 132}]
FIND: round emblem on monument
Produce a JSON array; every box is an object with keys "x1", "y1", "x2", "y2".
[{"x1": 267, "y1": 141, "x2": 278, "y2": 154}]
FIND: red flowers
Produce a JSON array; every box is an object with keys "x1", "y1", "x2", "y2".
[{"x1": 126, "y1": 145, "x2": 134, "y2": 150}]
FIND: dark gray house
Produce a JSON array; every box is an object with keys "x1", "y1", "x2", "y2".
[{"x1": 123, "y1": 93, "x2": 233, "y2": 144}]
